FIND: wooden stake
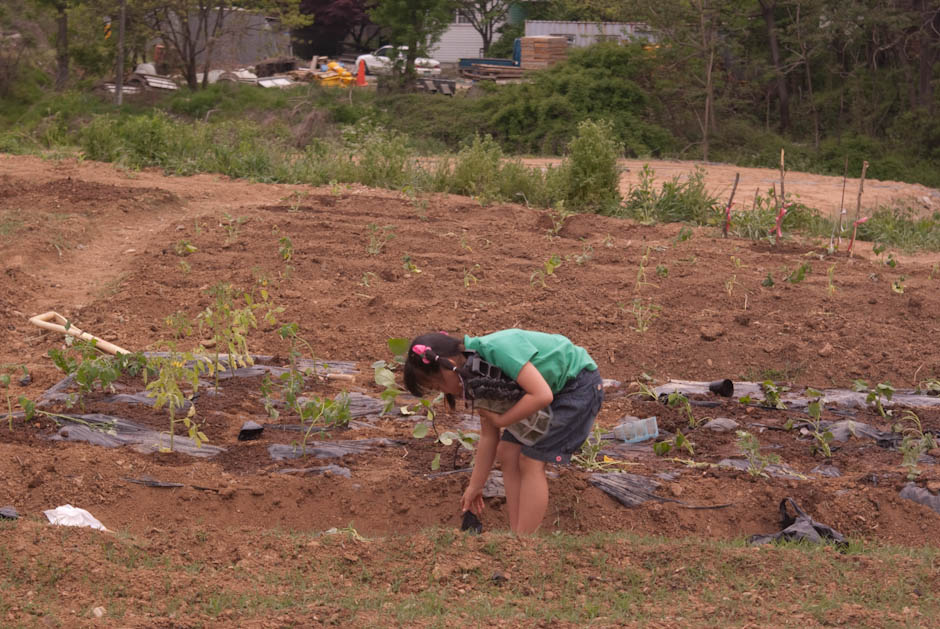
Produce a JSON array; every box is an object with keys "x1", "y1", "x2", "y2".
[
  {"x1": 847, "y1": 160, "x2": 869, "y2": 257},
  {"x1": 830, "y1": 156, "x2": 848, "y2": 251},
  {"x1": 722, "y1": 172, "x2": 740, "y2": 238}
]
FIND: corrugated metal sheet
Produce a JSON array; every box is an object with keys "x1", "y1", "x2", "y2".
[{"x1": 523, "y1": 21, "x2": 655, "y2": 47}]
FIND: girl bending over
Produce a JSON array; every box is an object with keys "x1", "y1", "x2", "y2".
[{"x1": 403, "y1": 329, "x2": 603, "y2": 534}]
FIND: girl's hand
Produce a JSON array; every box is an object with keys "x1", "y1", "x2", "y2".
[{"x1": 461, "y1": 484, "x2": 484, "y2": 515}]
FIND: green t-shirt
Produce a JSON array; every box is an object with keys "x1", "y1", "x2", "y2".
[{"x1": 463, "y1": 329, "x2": 597, "y2": 394}]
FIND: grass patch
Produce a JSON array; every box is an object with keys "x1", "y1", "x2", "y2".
[
  {"x1": 0, "y1": 211, "x2": 25, "y2": 237},
  {"x1": 2, "y1": 523, "x2": 938, "y2": 626}
]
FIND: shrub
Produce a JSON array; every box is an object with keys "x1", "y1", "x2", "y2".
[{"x1": 563, "y1": 119, "x2": 621, "y2": 213}]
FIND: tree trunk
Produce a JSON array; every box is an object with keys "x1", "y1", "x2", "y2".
[
  {"x1": 759, "y1": 0, "x2": 789, "y2": 132},
  {"x1": 54, "y1": 4, "x2": 69, "y2": 91}
]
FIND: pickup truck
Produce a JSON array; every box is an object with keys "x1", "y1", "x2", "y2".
[
  {"x1": 457, "y1": 39, "x2": 522, "y2": 76},
  {"x1": 355, "y1": 46, "x2": 442, "y2": 76}
]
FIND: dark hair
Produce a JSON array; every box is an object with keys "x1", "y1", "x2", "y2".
[
  {"x1": 403, "y1": 333, "x2": 463, "y2": 407},
  {"x1": 403, "y1": 331, "x2": 525, "y2": 409}
]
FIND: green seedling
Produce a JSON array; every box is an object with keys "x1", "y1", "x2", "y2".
[
  {"x1": 366, "y1": 223, "x2": 395, "y2": 255},
  {"x1": 145, "y1": 350, "x2": 207, "y2": 452},
  {"x1": 785, "y1": 262, "x2": 811, "y2": 284},
  {"x1": 654, "y1": 429, "x2": 694, "y2": 457},
  {"x1": 48, "y1": 339, "x2": 144, "y2": 410},
  {"x1": 894, "y1": 410, "x2": 937, "y2": 481},
  {"x1": 574, "y1": 244, "x2": 593, "y2": 265},
  {"x1": 805, "y1": 387, "x2": 833, "y2": 458},
  {"x1": 725, "y1": 274, "x2": 736, "y2": 296},
  {"x1": 298, "y1": 393, "x2": 352, "y2": 455},
  {"x1": 278, "y1": 236, "x2": 294, "y2": 261},
  {"x1": 573, "y1": 425, "x2": 633, "y2": 472},
  {"x1": 178, "y1": 260, "x2": 191, "y2": 274},
  {"x1": 666, "y1": 391, "x2": 697, "y2": 428},
  {"x1": 463, "y1": 264, "x2": 480, "y2": 288},
  {"x1": 282, "y1": 190, "x2": 309, "y2": 212},
  {"x1": 1, "y1": 366, "x2": 35, "y2": 430},
  {"x1": 546, "y1": 205, "x2": 574, "y2": 240},
  {"x1": 915, "y1": 378, "x2": 940, "y2": 395},
  {"x1": 373, "y1": 338, "x2": 411, "y2": 412},
  {"x1": 759, "y1": 380, "x2": 788, "y2": 410},
  {"x1": 198, "y1": 284, "x2": 280, "y2": 393},
  {"x1": 735, "y1": 430, "x2": 780, "y2": 478},
  {"x1": 826, "y1": 265, "x2": 837, "y2": 297},
  {"x1": 673, "y1": 225, "x2": 693, "y2": 245},
  {"x1": 401, "y1": 255, "x2": 421, "y2": 274},
  {"x1": 530, "y1": 254, "x2": 562, "y2": 287},
  {"x1": 276, "y1": 322, "x2": 316, "y2": 414},
  {"x1": 359, "y1": 271, "x2": 378, "y2": 287},
  {"x1": 635, "y1": 246, "x2": 656, "y2": 290},
  {"x1": 173, "y1": 240, "x2": 197, "y2": 256},
  {"x1": 853, "y1": 380, "x2": 895, "y2": 419},
  {"x1": 221, "y1": 213, "x2": 247, "y2": 243},
  {"x1": 630, "y1": 299, "x2": 660, "y2": 333},
  {"x1": 761, "y1": 272, "x2": 775, "y2": 287},
  {"x1": 165, "y1": 311, "x2": 194, "y2": 340},
  {"x1": 655, "y1": 264, "x2": 668, "y2": 278},
  {"x1": 891, "y1": 276, "x2": 905, "y2": 294},
  {"x1": 603, "y1": 233, "x2": 614, "y2": 248}
]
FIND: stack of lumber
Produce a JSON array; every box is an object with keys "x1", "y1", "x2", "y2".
[
  {"x1": 461, "y1": 64, "x2": 526, "y2": 80},
  {"x1": 519, "y1": 36, "x2": 567, "y2": 69}
]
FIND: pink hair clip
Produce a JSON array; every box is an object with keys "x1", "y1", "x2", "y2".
[{"x1": 412, "y1": 344, "x2": 431, "y2": 364}]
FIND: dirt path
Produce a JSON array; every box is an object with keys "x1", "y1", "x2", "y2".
[{"x1": 520, "y1": 157, "x2": 940, "y2": 217}]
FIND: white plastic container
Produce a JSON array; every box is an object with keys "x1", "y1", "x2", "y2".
[{"x1": 612, "y1": 416, "x2": 658, "y2": 443}]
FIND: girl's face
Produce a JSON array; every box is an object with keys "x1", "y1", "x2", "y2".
[{"x1": 423, "y1": 368, "x2": 463, "y2": 397}]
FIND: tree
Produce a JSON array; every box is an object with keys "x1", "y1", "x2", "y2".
[
  {"x1": 369, "y1": 0, "x2": 454, "y2": 85},
  {"x1": 296, "y1": 0, "x2": 376, "y2": 57},
  {"x1": 140, "y1": 0, "x2": 308, "y2": 90},
  {"x1": 455, "y1": 0, "x2": 510, "y2": 55}
]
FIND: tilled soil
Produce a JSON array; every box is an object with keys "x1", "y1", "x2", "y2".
[{"x1": 0, "y1": 154, "x2": 939, "y2": 625}]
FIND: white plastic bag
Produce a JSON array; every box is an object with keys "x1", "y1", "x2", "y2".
[{"x1": 43, "y1": 504, "x2": 108, "y2": 531}]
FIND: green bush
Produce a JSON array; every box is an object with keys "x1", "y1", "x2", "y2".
[
  {"x1": 620, "y1": 164, "x2": 720, "y2": 224},
  {"x1": 563, "y1": 119, "x2": 621, "y2": 213}
]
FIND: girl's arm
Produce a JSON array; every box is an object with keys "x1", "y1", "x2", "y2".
[
  {"x1": 484, "y1": 362, "x2": 553, "y2": 429},
  {"x1": 461, "y1": 413, "x2": 499, "y2": 513}
]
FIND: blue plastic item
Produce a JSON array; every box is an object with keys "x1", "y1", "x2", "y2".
[{"x1": 612, "y1": 416, "x2": 658, "y2": 443}]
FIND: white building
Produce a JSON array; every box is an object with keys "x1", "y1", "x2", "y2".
[{"x1": 429, "y1": 11, "x2": 506, "y2": 63}]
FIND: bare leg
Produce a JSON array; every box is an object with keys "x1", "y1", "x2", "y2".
[
  {"x1": 515, "y1": 454, "x2": 548, "y2": 535},
  {"x1": 497, "y1": 440, "x2": 522, "y2": 532}
]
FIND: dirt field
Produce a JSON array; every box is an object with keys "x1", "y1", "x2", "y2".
[{"x1": 1, "y1": 154, "x2": 939, "y2": 626}]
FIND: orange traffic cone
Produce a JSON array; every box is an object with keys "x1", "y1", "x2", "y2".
[{"x1": 356, "y1": 60, "x2": 367, "y2": 87}]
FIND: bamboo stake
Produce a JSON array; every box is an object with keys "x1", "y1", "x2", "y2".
[
  {"x1": 836, "y1": 156, "x2": 848, "y2": 244},
  {"x1": 722, "y1": 172, "x2": 740, "y2": 238},
  {"x1": 847, "y1": 160, "x2": 869, "y2": 258}
]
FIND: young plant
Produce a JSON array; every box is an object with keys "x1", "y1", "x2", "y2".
[
  {"x1": 891, "y1": 276, "x2": 905, "y2": 294},
  {"x1": 173, "y1": 240, "x2": 197, "y2": 256},
  {"x1": 463, "y1": 264, "x2": 480, "y2": 288},
  {"x1": 221, "y1": 213, "x2": 247, "y2": 244},
  {"x1": 735, "y1": 430, "x2": 780, "y2": 478},
  {"x1": 366, "y1": 223, "x2": 395, "y2": 255},
  {"x1": 894, "y1": 410, "x2": 937, "y2": 481},
  {"x1": 761, "y1": 272, "x2": 775, "y2": 287},
  {"x1": 373, "y1": 338, "x2": 410, "y2": 413},
  {"x1": 785, "y1": 262, "x2": 811, "y2": 284},
  {"x1": 826, "y1": 265, "x2": 837, "y2": 297},
  {"x1": 573, "y1": 425, "x2": 631, "y2": 471},
  {"x1": 545, "y1": 205, "x2": 574, "y2": 240},
  {"x1": 401, "y1": 255, "x2": 421, "y2": 274},
  {"x1": 278, "y1": 236, "x2": 294, "y2": 261},
  {"x1": 805, "y1": 387, "x2": 833, "y2": 458},
  {"x1": 530, "y1": 254, "x2": 562, "y2": 287},
  {"x1": 276, "y1": 322, "x2": 315, "y2": 413},
  {"x1": 853, "y1": 380, "x2": 895, "y2": 419},
  {"x1": 629, "y1": 299, "x2": 660, "y2": 333},
  {"x1": 145, "y1": 350, "x2": 207, "y2": 452},
  {"x1": 725, "y1": 274, "x2": 736, "y2": 296},
  {"x1": 666, "y1": 391, "x2": 697, "y2": 428},
  {"x1": 635, "y1": 246, "x2": 656, "y2": 290},
  {"x1": 573, "y1": 244, "x2": 593, "y2": 265},
  {"x1": 655, "y1": 264, "x2": 668, "y2": 278},
  {"x1": 298, "y1": 394, "x2": 352, "y2": 455},
  {"x1": 654, "y1": 429, "x2": 694, "y2": 456},
  {"x1": 1, "y1": 366, "x2": 35, "y2": 430},
  {"x1": 760, "y1": 380, "x2": 788, "y2": 410}
]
